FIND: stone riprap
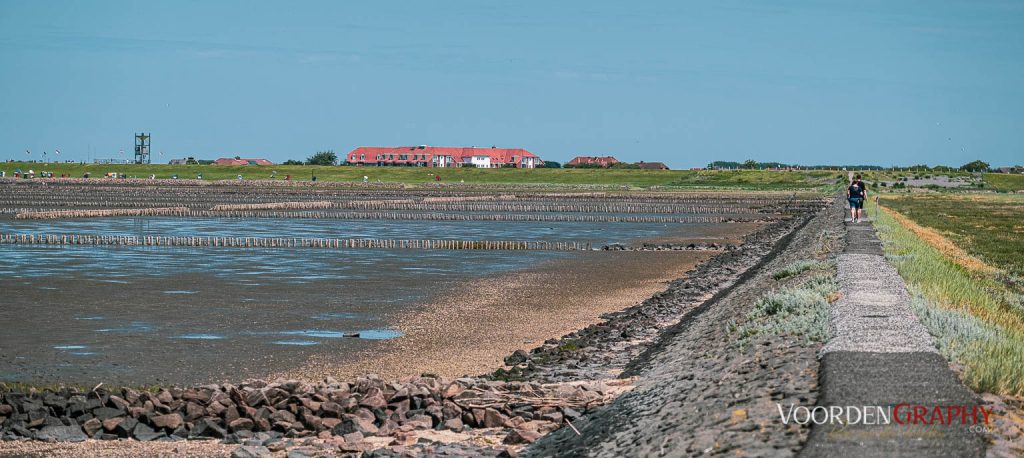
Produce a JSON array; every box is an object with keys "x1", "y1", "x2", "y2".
[
  {"x1": 493, "y1": 206, "x2": 825, "y2": 385},
  {"x1": 0, "y1": 375, "x2": 615, "y2": 455},
  {"x1": 524, "y1": 196, "x2": 843, "y2": 456}
]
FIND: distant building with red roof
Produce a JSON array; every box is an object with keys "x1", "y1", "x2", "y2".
[
  {"x1": 636, "y1": 161, "x2": 670, "y2": 170},
  {"x1": 566, "y1": 156, "x2": 621, "y2": 168},
  {"x1": 346, "y1": 146, "x2": 540, "y2": 168},
  {"x1": 214, "y1": 158, "x2": 274, "y2": 166}
]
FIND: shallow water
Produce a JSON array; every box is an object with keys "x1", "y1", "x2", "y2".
[
  {"x1": 0, "y1": 217, "x2": 676, "y2": 243},
  {"x1": 0, "y1": 216, "x2": 725, "y2": 385}
]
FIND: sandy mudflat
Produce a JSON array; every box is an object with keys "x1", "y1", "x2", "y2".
[
  {"x1": 276, "y1": 223, "x2": 762, "y2": 381},
  {"x1": 0, "y1": 439, "x2": 234, "y2": 457},
  {"x1": 277, "y1": 249, "x2": 714, "y2": 381}
]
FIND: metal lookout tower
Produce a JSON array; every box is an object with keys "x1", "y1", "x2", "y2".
[{"x1": 134, "y1": 132, "x2": 151, "y2": 164}]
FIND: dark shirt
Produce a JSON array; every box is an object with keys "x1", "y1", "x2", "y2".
[{"x1": 848, "y1": 182, "x2": 865, "y2": 198}]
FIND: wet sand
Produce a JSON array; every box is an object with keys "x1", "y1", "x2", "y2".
[
  {"x1": 279, "y1": 251, "x2": 713, "y2": 380},
  {"x1": 0, "y1": 439, "x2": 235, "y2": 457},
  {"x1": 274, "y1": 226, "x2": 762, "y2": 381}
]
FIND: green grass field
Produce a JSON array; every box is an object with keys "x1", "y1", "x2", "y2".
[
  {"x1": 0, "y1": 161, "x2": 839, "y2": 190},
  {"x1": 880, "y1": 194, "x2": 1024, "y2": 277},
  {"x1": 870, "y1": 197, "x2": 1024, "y2": 395},
  {"x1": 984, "y1": 173, "x2": 1024, "y2": 192}
]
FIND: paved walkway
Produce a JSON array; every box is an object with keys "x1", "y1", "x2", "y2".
[{"x1": 800, "y1": 220, "x2": 987, "y2": 457}]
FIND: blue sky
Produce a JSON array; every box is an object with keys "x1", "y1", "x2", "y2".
[{"x1": 1, "y1": 1, "x2": 1021, "y2": 168}]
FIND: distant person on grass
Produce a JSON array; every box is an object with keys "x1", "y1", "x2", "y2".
[{"x1": 847, "y1": 175, "x2": 866, "y2": 223}]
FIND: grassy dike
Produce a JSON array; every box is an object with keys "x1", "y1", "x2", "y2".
[
  {"x1": 0, "y1": 161, "x2": 838, "y2": 189},
  {"x1": 870, "y1": 198, "x2": 1024, "y2": 395}
]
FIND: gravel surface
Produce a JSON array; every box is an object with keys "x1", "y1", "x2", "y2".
[{"x1": 822, "y1": 251, "x2": 937, "y2": 354}]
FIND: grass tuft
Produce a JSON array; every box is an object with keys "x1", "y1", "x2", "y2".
[
  {"x1": 734, "y1": 274, "x2": 837, "y2": 345},
  {"x1": 772, "y1": 259, "x2": 827, "y2": 280}
]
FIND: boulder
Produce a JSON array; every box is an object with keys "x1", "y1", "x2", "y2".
[
  {"x1": 320, "y1": 417, "x2": 342, "y2": 430},
  {"x1": 285, "y1": 447, "x2": 319, "y2": 458},
  {"x1": 443, "y1": 417, "x2": 464, "y2": 431},
  {"x1": 269, "y1": 409, "x2": 296, "y2": 424},
  {"x1": 26, "y1": 405, "x2": 48, "y2": 427},
  {"x1": 224, "y1": 406, "x2": 241, "y2": 424},
  {"x1": 82, "y1": 417, "x2": 103, "y2": 437},
  {"x1": 152, "y1": 413, "x2": 183, "y2": 430},
  {"x1": 504, "y1": 349, "x2": 530, "y2": 366},
  {"x1": 359, "y1": 392, "x2": 387, "y2": 410},
  {"x1": 132, "y1": 422, "x2": 165, "y2": 441},
  {"x1": 331, "y1": 416, "x2": 378, "y2": 436},
  {"x1": 114, "y1": 417, "x2": 138, "y2": 438},
  {"x1": 405, "y1": 414, "x2": 433, "y2": 430},
  {"x1": 65, "y1": 396, "x2": 87, "y2": 416},
  {"x1": 184, "y1": 402, "x2": 205, "y2": 421},
  {"x1": 483, "y1": 408, "x2": 509, "y2": 428},
  {"x1": 101, "y1": 417, "x2": 125, "y2": 432},
  {"x1": 35, "y1": 425, "x2": 88, "y2": 442},
  {"x1": 503, "y1": 427, "x2": 541, "y2": 444},
  {"x1": 319, "y1": 401, "x2": 343, "y2": 418},
  {"x1": 156, "y1": 389, "x2": 174, "y2": 405},
  {"x1": 231, "y1": 445, "x2": 273, "y2": 458},
  {"x1": 229, "y1": 418, "x2": 255, "y2": 432},
  {"x1": 192, "y1": 417, "x2": 227, "y2": 438},
  {"x1": 539, "y1": 410, "x2": 563, "y2": 424}
]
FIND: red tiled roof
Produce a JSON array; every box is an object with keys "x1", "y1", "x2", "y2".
[
  {"x1": 636, "y1": 161, "x2": 669, "y2": 170},
  {"x1": 348, "y1": 146, "x2": 538, "y2": 164},
  {"x1": 567, "y1": 156, "x2": 620, "y2": 166}
]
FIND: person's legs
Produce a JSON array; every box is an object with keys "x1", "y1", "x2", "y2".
[{"x1": 849, "y1": 198, "x2": 857, "y2": 222}]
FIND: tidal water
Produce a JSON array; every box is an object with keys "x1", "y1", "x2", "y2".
[{"x1": 0, "y1": 217, "x2": 706, "y2": 385}]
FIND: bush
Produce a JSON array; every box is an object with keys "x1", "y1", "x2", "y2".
[
  {"x1": 306, "y1": 151, "x2": 337, "y2": 166},
  {"x1": 773, "y1": 259, "x2": 825, "y2": 280},
  {"x1": 733, "y1": 274, "x2": 837, "y2": 345}
]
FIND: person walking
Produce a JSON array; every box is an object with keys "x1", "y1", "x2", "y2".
[{"x1": 847, "y1": 174, "x2": 866, "y2": 223}]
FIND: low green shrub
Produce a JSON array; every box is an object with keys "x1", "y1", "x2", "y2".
[{"x1": 733, "y1": 274, "x2": 837, "y2": 345}]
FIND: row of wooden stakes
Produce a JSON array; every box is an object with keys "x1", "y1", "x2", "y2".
[{"x1": 0, "y1": 233, "x2": 595, "y2": 251}]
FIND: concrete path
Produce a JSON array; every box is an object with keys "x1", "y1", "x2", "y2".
[{"x1": 800, "y1": 220, "x2": 987, "y2": 457}]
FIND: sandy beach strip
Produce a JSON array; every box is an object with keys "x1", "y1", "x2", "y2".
[
  {"x1": 276, "y1": 223, "x2": 762, "y2": 381},
  {"x1": 0, "y1": 439, "x2": 235, "y2": 457},
  {"x1": 276, "y1": 249, "x2": 714, "y2": 381}
]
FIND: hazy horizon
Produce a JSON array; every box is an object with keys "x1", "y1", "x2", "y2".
[{"x1": 1, "y1": 1, "x2": 1021, "y2": 169}]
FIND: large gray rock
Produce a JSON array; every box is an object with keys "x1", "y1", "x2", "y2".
[
  {"x1": 132, "y1": 422, "x2": 165, "y2": 441},
  {"x1": 231, "y1": 445, "x2": 273, "y2": 458},
  {"x1": 36, "y1": 425, "x2": 88, "y2": 442}
]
